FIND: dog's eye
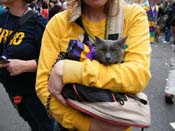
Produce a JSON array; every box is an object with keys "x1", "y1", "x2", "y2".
[{"x1": 110, "y1": 46, "x2": 119, "y2": 51}]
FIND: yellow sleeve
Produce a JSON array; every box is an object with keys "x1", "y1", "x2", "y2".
[
  {"x1": 63, "y1": 5, "x2": 151, "y2": 93},
  {"x1": 36, "y1": 11, "x2": 91, "y2": 131}
]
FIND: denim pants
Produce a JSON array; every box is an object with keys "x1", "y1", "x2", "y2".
[
  {"x1": 165, "y1": 27, "x2": 172, "y2": 42},
  {"x1": 9, "y1": 93, "x2": 56, "y2": 131}
]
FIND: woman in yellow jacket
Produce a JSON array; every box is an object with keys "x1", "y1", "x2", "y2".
[{"x1": 36, "y1": 0, "x2": 151, "y2": 131}]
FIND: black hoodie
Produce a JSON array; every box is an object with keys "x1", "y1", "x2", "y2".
[{"x1": 0, "y1": 10, "x2": 47, "y2": 96}]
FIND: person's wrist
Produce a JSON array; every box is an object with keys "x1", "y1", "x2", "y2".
[
  {"x1": 23, "y1": 60, "x2": 37, "y2": 72},
  {"x1": 55, "y1": 60, "x2": 64, "y2": 76}
]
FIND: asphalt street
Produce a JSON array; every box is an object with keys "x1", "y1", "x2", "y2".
[
  {"x1": 133, "y1": 35, "x2": 175, "y2": 131},
  {"x1": 0, "y1": 35, "x2": 175, "y2": 131}
]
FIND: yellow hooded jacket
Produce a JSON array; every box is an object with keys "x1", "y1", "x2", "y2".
[{"x1": 36, "y1": 2, "x2": 151, "y2": 131}]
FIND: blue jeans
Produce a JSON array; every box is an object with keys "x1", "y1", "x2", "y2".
[
  {"x1": 9, "y1": 93, "x2": 56, "y2": 131},
  {"x1": 165, "y1": 27, "x2": 171, "y2": 42}
]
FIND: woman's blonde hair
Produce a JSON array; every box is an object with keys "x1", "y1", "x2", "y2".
[{"x1": 66, "y1": 0, "x2": 119, "y2": 17}]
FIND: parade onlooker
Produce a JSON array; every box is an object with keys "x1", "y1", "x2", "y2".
[
  {"x1": 141, "y1": 0, "x2": 161, "y2": 44},
  {"x1": 162, "y1": 0, "x2": 172, "y2": 44},
  {"x1": 157, "y1": 3, "x2": 164, "y2": 25},
  {"x1": 49, "y1": 0, "x2": 64, "y2": 20},
  {"x1": 28, "y1": 0, "x2": 41, "y2": 13},
  {"x1": 36, "y1": 0, "x2": 151, "y2": 131},
  {"x1": 41, "y1": 0, "x2": 49, "y2": 19},
  {"x1": 0, "y1": 0, "x2": 56, "y2": 130}
]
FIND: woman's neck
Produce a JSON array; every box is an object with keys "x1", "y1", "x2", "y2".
[
  {"x1": 84, "y1": 7, "x2": 106, "y2": 22},
  {"x1": 7, "y1": 1, "x2": 28, "y2": 16}
]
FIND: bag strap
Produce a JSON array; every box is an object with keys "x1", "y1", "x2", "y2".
[
  {"x1": 107, "y1": 2, "x2": 125, "y2": 39},
  {"x1": 75, "y1": 16, "x2": 90, "y2": 44},
  {"x1": 5, "y1": 10, "x2": 35, "y2": 45},
  {"x1": 18, "y1": 10, "x2": 35, "y2": 26},
  {"x1": 74, "y1": 3, "x2": 125, "y2": 41}
]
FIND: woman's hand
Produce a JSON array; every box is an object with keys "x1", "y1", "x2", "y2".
[
  {"x1": 48, "y1": 60, "x2": 67, "y2": 105},
  {"x1": 6, "y1": 59, "x2": 37, "y2": 76},
  {"x1": 89, "y1": 118, "x2": 129, "y2": 131}
]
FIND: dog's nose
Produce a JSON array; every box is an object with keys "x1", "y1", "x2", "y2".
[
  {"x1": 105, "y1": 53, "x2": 111, "y2": 61},
  {"x1": 105, "y1": 57, "x2": 111, "y2": 61}
]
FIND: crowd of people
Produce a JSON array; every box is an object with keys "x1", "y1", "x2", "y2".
[
  {"x1": 157, "y1": 0, "x2": 175, "y2": 45},
  {"x1": 132, "y1": 0, "x2": 175, "y2": 45},
  {"x1": 0, "y1": 0, "x2": 66, "y2": 19}
]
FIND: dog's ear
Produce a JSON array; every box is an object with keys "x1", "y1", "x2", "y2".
[
  {"x1": 95, "y1": 36, "x2": 104, "y2": 46},
  {"x1": 117, "y1": 36, "x2": 127, "y2": 48}
]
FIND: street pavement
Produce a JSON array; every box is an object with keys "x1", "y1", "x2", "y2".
[
  {"x1": 0, "y1": 35, "x2": 175, "y2": 131},
  {"x1": 0, "y1": 84, "x2": 30, "y2": 131},
  {"x1": 133, "y1": 35, "x2": 175, "y2": 131}
]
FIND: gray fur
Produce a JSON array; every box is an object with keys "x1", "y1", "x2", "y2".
[{"x1": 94, "y1": 36, "x2": 127, "y2": 65}]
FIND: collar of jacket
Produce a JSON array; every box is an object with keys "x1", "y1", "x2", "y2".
[{"x1": 68, "y1": 0, "x2": 126, "y2": 39}]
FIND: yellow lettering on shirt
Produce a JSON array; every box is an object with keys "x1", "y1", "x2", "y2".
[
  {"x1": 0, "y1": 29, "x2": 6, "y2": 43},
  {"x1": 0, "y1": 28, "x2": 3, "y2": 43},
  {"x1": 0, "y1": 29, "x2": 13, "y2": 44},
  {"x1": 12, "y1": 32, "x2": 25, "y2": 45},
  {"x1": 2, "y1": 29, "x2": 9, "y2": 43},
  {"x1": 0, "y1": 29, "x2": 25, "y2": 45}
]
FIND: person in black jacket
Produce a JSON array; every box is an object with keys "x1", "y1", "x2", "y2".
[
  {"x1": 49, "y1": 0, "x2": 64, "y2": 19},
  {"x1": 162, "y1": 0, "x2": 174, "y2": 44},
  {"x1": 0, "y1": 0, "x2": 56, "y2": 130}
]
